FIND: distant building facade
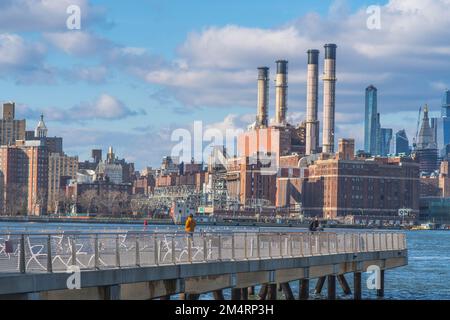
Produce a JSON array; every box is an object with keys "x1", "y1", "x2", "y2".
[
  {"x1": 0, "y1": 102, "x2": 26, "y2": 146},
  {"x1": 0, "y1": 141, "x2": 48, "y2": 216}
]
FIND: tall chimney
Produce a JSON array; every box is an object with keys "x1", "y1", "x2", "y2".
[
  {"x1": 322, "y1": 44, "x2": 337, "y2": 154},
  {"x1": 305, "y1": 49, "x2": 320, "y2": 155},
  {"x1": 275, "y1": 60, "x2": 288, "y2": 125},
  {"x1": 256, "y1": 67, "x2": 269, "y2": 128}
]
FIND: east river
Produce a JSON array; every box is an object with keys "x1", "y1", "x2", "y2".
[{"x1": 0, "y1": 221, "x2": 449, "y2": 300}]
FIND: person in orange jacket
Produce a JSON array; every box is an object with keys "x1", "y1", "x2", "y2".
[{"x1": 185, "y1": 213, "x2": 196, "y2": 235}]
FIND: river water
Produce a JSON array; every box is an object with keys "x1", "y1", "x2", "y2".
[{"x1": 0, "y1": 221, "x2": 448, "y2": 300}]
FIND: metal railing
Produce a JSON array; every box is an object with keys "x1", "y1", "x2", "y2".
[{"x1": 0, "y1": 231, "x2": 406, "y2": 274}]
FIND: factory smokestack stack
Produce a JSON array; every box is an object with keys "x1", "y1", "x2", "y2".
[
  {"x1": 275, "y1": 60, "x2": 288, "y2": 125},
  {"x1": 256, "y1": 67, "x2": 269, "y2": 128},
  {"x1": 322, "y1": 44, "x2": 337, "y2": 154},
  {"x1": 305, "y1": 49, "x2": 320, "y2": 155}
]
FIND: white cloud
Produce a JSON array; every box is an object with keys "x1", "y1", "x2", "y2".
[
  {"x1": 0, "y1": 0, "x2": 106, "y2": 32},
  {"x1": 134, "y1": 0, "x2": 450, "y2": 124}
]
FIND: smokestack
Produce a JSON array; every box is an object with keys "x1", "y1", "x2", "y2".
[
  {"x1": 322, "y1": 44, "x2": 337, "y2": 154},
  {"x1": 256, "y1": 67, "x2": 269, "y2": 128},
  {"x1": 305, "y1": 49, "x2": 320, "y2": 155},
  {"x1": 275, "y1": 60, "x2": 288, "y2": 125}
]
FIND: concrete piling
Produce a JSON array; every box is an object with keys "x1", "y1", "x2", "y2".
[
  {"x1": 299, "y1": 279, "x2": 310, "y2": 300},
  {"x1": 268, "y1": 284, "x2": 277, "y2": 300},
  {"x1": 315, "y1": 276, "x2": 326, "y2": 294},
  {"x1": 258, "y1": 284, "x2": 268, "y2": 300},
  {"x1": 327, "y1": 275, "x2": 336, "y2": 300},
  {"x1": 354, "y1": 272, "x2": 362, "y2": 300},
  {"x1": 377, "y1": 270, "x2": 385, "y2": 297},
  {"x1": 280, "y1": 282, "x2": 295, "y2": 300},
  {"x1": 337, "y1": 274, "x2": 352, "y2": 295},
  {"x1": 213, "y1": 290, "x2": 225, "y2": 300}
]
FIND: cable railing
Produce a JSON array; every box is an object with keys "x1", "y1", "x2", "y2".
[{"x1": 0, "y1": 231, "x2": 406, "y2": 274}]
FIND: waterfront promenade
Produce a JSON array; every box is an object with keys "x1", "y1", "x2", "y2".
[{"x1": 0, "y1": 230, "x2": 407, "y2": 300}]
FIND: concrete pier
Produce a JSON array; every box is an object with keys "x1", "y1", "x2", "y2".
[{"x1": 0, "y1": 231, "x2": 407, "y2": 300}]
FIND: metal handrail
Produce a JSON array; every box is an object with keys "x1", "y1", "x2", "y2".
[{"x1": 0, "y1": 231, "x2": 406, "y2": 274}]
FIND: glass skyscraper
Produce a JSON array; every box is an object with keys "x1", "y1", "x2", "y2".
[
  {"x1": 380, "y1": 128, "x2": 393, "y2": 156},
  {"x1": 441, "y1": 90, "x2": 450, "y2": 148},
  {"x1": 364, "y1": 85, "x2": 379, "y2": 155},
  {"x1": 395, "y1": 129, "x2": 410, "y2": 155}
]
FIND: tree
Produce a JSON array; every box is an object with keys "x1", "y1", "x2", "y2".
[{"x1": 78, "y1": 189, "x2": 97, "y2": 214}]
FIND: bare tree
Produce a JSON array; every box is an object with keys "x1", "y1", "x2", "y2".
[
  {"x1": 78, "y1": 189, "x2": 98, "y2": 215},
  {"x1": 4, "y1": 183, "x2": 27, "y2": 216}
]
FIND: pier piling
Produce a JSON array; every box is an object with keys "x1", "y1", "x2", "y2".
[
  {"x1": 376, "y1": 270, "x2": 385, "y2": 297},
  {"x1": 231, "y1": 288, "x2": 241, "y2": 300},
  {"x1": 315, "y1": 276, "x2": 326, "y2": 294},
  {"x1": 327, "y1": 275, "x2": 336, "y2": 300},
  {"x1": 258, "y1": 285, "x2": 268, "y2": 300},
  {"x1": 299, "y1": 279, "x2": 310, "y2": 300},
  {"x1": 213, "y1": 290, "x2": 224, "y2": 300},
  {"x1": 337, "y1": 274, "x2": 352, "y2": 295},
  {"x1": 268, "y1": 284, "x2": 277, "y2": 300},
  {"x1": 354, "y1": 272, "x2": 362, "y2": 300},
  {"x1": 280, "y1": 283, "x2": 295, "y2": 300}
]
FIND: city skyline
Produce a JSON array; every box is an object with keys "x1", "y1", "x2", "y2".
[{"x1": 1, "y1": 0, "x2": 450, "y2": 168}]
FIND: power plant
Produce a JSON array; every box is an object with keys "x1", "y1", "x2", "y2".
[
  {"x1": 275, "y1": 60, "x2": 288, "y2": 125},
  {"x1": 322, "y1": 44, "x2": 337, "y2": 154},
  {"x1": 256, "y1": 67, "x2": 269, "y2": 128},
  {"x1": 305, "y1": 49, "x2": 320, "y2": 155}
]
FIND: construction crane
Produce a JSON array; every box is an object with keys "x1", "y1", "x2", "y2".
[{"x1": 412, "y1": 106, "x2": 422, "y2": 150}]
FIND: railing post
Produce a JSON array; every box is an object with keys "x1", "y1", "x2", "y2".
[
  {"x1": 289, "y1": 235, "x2": 293, "y2": 257},
  {"x1": 299, "y1": 234, "x2": 304, "y2": 256},
  {"x1": 218, "y1": 235, "x2": 222, "y2": 261},
  {"x1": 47, "y1": 235, "x2": 52, "y2": 273},
  {"x1": 19, "y1": 234, "x2": 25, "y2": 273},
  {"x1": 327, "y1": 233, "x2": 331, "y2": 254},
  {"x1": 372, "y1": 233, "x2": 375, "y2": 252},
  {"x1": 231, "y1": 234, "x2": 235, "y2": 260},
  {"x1": 154, "y1": 237, "x2": 159, "y2": 265},
  {"x1": 71, "y1": 236, "x2": 76, "y2": 266},
  {"x1": 115, "y1": 234, "x2": 120, "y2": 268},
  {"x1": 279, "y1": 234, "x2": 283, "y2": 257},
  {"x1": 309, "y1": 233, "x2": 313, "y2": 256},
  {"x1": 94, "y1": 234, "x2": 99, "y2": 270},
  {"x1": 135, "y1": 235, "x2": 140, "y2": 267},
  {"x1": 391, "y1": 233, "x2": 394, "y2": 250},
  {"x1": 172, "y1": 236, "x2": 176, "y2": 264},
  {"x1": 244, "y1": 233, "x2": 248, "y2": 260},
  {"x1": 256, "y1": 234, "x2": 260, "y2": 259},
  {"x1": 379, "y1": 232, "x2": 382, "y2": 250},
  {"x1": 203, "y1": 235, "x2": 207, "y2": 262},
  {"x1": 268, "y1": 235, "x2": 272, "y2": 258},
  {"x1": 385, "y1": 233, "x2": 388, "y2": 250}
]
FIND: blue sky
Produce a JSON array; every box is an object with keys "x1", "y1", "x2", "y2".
[{"x1": 1, "y1": 0, "x2": 449, "y2": 169}]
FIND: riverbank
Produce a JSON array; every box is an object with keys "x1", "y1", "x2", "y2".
[{"x1": 0, "y1": 215, "x2": 408, "y2": 230}]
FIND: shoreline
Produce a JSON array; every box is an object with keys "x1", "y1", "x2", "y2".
[{"x1": 0, "y1": 216, "x2": 409, "y2": 230}]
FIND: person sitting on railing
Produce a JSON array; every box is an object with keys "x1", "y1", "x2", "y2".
[
  {"x1": 309, "y1": 218, "x2": 321, "y2": 232},
  {"x1": 185, "y1": 214, "x2": 196, "y2": 239}
]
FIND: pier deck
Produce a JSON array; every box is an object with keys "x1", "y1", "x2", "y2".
[{"x1": 0, "y1": 231, "x2": 407, "y2": 300}]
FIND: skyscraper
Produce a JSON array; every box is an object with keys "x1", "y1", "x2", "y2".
[
  {"x1": 416, "y1": 106, "x2": 439, "y2": 174},
  {"x1": 395, "y1": 129, "x2": 410, "y2": 155},
  {"x1": 0, "y1": 102, "x2": 26, "y2": 146},
  {"x1": 441, "y1": 90, "x2": 450, "y2": 149},
  {"x1": 380, "y1": 128, "x2": 393, "y2": 156},
  {"x1": 364, "y1": 85, "x2": 378, "y2": 155}
]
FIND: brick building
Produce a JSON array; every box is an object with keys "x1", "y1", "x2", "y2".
[
  {"x1": 0, "y1": 141, "x2": 48, "y2": 215},
  {"x1": 302, "y1": 139, "x2": 420, "y2": 219}
]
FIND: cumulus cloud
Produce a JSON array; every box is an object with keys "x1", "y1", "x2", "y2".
[
  {"x1": 0, "y1": 0, "x2": 108, "y2": 32},
  {"x1": 132, "y1": 0, "x2": 450, "y2": 125},
  {"x1": 44, "y1": 31, "x2": 113, "y2": 56},
  {"x1": 17, "y1": 94, "x2": 145, "y2": 122}
]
